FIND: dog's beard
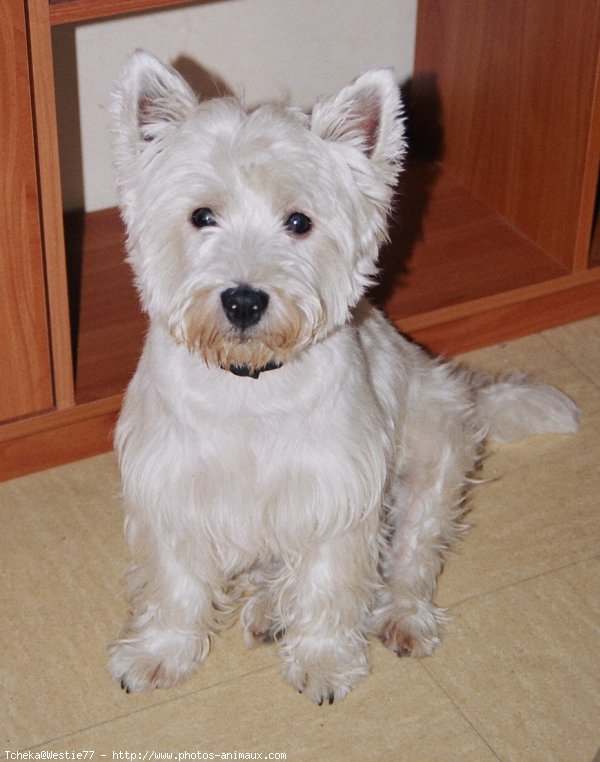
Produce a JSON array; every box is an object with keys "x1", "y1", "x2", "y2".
[{"x1": 170, "y1": 286, "x2": 326, "y2": 374}]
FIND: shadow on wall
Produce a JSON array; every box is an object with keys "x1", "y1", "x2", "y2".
[
  {"x1": 371, "y1": 72, "x2": 445, "y2": 309},
  {"x1": 172, "y1": 55, "x2": 234, "y2": 100}
]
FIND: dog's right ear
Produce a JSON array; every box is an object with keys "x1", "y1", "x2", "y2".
[
  {"x1": 310, "y1": 69, "x2": 405, "y2": 191},
  {"x1": 111, "y1": 50, "x2": 197, "y2": 167}
]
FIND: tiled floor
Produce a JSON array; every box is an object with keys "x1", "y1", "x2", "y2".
[{"x1": 2, "y1": 316, "x2": 599, "y2": 761}]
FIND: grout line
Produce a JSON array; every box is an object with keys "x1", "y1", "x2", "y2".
[
  {"x1": 22, "y1": 663, "x2": 280, "y2": 752},
  {"x1": 442, "y1": 552, "x2": 600, "y2": 611},
  {"x1": 538, "y1": 326, "x2": 600, "y2": 390},
  {"x1": 418, "y1": 660, "x2": 504, "y2": 761},
  {"x1": 421, "y1": 552, "x2": 600, "y2": 761}
]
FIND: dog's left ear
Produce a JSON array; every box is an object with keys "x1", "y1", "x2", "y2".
[
  {"x1": 310, "y1": 70, "x2": 405, "y2": 186},
  {"x1": 111, "y1": 50, "x2": 197, "y2": 170},
  {"x1": 111, "y1": 50, "x2": 198, "y2": 217}
]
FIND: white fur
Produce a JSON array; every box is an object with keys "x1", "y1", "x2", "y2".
[{"x1": 107, "y1": 51, "x2": 579, "y2": 704}]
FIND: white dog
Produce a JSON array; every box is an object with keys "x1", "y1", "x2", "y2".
[{"x1": 108, "y1": 51, "x2": 578, "y2": 704}]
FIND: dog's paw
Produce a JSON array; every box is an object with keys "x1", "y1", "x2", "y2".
[
  {"x1": 108, "y1": 645, "x2": 182, "y2": 692},
  {"x1": 376, "y1": 603, "x2": 447, "y2": 658},
  {"x1": 281, "y1": 637, "x2": 369, "y2": 705},
  {"x1": 243, "y1": 622, "x2": 284, "y2": 647},
  {"x1": 107, "y1": 629, "x2": 208, "y2": 693},
  {"x1": 241, "y1": 594, "x2": 284, "y2": 648},
  {"x1": 283, "y1": 662, "x2": 354, "y2": 705}
]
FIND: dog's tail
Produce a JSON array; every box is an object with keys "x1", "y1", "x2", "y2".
[{"x1": 472, "y1": 371, "x2": 579, "y2": 444}]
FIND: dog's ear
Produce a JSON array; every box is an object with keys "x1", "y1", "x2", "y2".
[
  {"x1": 310, "y1": 70, "x2": 405, "y2": 185},
  {"x1": 111, "y1": 49, "x2": 197, "y2": 161}
]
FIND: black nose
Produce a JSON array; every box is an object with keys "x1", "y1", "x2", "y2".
[{"x1": 220, "y1": 286, "x2": 269, "y2": 329}]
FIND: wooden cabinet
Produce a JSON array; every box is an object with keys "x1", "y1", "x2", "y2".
[
  {"x1": 0, "y1": 1, "x2": 54, "y2": 421},
  {"x1": 380, "y1": 0, "x2": 600, "y2": 350},
  {"x1": 1, "y1": 0, "x2": 599, "y2": 480}
]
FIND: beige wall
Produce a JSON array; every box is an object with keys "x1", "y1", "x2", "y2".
[{"x1": 53, "y1": 0, "x2": 417, "y2": 212}]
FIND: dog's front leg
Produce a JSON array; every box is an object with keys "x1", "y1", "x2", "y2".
[
  {"x1": 108, "y1": 543, "x2": 227, "y2": 693},
  {"x1": 278, "y1": 530, "x2": 375, "y2": 704}
]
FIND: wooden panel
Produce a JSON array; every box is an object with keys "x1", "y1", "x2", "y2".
[
  {"x1": 0, "y1": 1, "x2": 53, "y2": 422},
  {"x1": 403, "y1": 274, "x2": 600, "y2": 356},
  {"x1": 49, "y1": 0, "x2": 197, "y2": 25},
  {"x1": 63, "y1": 209, "x2": 147, "y2": 404},
  {"x1": 376, "y1": 162, "x2": 568, "y2": 319},
  {"x1": 414, "y1": 0, "x2": 600, "y2": 271},
  {"x1": 0, "y1": 396, "x2": 120, "y2": 481},
  {"x1": 28, "y1": 0, "x2": 76, "y2": 408}
]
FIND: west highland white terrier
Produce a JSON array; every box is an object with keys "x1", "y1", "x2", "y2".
[{"x1": 108, "y1": 50, "x2": 579, "y2": 704}]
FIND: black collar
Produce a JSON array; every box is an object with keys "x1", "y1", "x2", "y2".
[{"x1": 226, "y1": 361, "x2": 283, "y2": 379}]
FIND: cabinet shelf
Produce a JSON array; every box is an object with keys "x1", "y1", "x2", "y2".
[
  {"x1": 49, "y1": 0, "x2": 194, "y2": 25},
  {"x1": 65, "y1": 158, "x2": 597, "y2": 409}
]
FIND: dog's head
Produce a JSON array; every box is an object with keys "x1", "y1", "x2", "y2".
[{"x1": 112, "y1": 50, "x2": 405, "y2": 375}]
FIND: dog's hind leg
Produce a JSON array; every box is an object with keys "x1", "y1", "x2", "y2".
[
  {"x1": 373, "y1": 367, "x2": 484, "y2": 658},
  {"x1": 241, "y1": 561, "x2": 285, "y2": 646}
]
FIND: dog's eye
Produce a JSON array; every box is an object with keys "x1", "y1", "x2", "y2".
[
  {"x1": 190, "y1": 207, "x2": 218, "y2": 229},
  {"x1": 285, "y1": 212, "x2": 312, "y2": 236}
]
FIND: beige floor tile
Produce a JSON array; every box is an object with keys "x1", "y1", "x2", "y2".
[
  {"x1": 425, "y1": 558, "x2": 600, "y2": 762},
  {"x1": 3, "y1": 316, "x2": 599, "y2": 759},
  {"x1": 433, "y1": 331, "x2": 600, "y2": 607},
  {"x1": 457, "y1": 328, "x2": 580, "y2": 383},
  {"x1": 36, "y1": 648, "x2": 497, "y2": 761},
  {"x1": 541, "y1": 315, "x2": 600, "y2": 386},
  {"x1": 0, "y1": 455, "x2": 278, "y2": 749},
  {"x1": 436, "y1": 372, "x2": 599, "y2": 607}
]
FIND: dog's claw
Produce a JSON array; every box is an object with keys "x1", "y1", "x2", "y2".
[
  {"x1": 394, "y1": 641, "x2": 413, "y2": 657},
  {"x1": 316, "y1": 690, "x2": 335, "y2": 706}
]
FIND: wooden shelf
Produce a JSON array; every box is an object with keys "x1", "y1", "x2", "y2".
[
  {"x1": 376, "y1": 162, "x2": 568, "y2": 317},
  {"x1": 61, "y1": 159, "x2": 597, "y2": 409},
  {"x1": 49, "y1": 0, "x2": 195, "y2": 25}
]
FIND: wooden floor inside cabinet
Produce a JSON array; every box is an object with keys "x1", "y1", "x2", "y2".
[
  {"x1": 3, "y1": 157, "x2": 599, "y2": 482},
  {"x1": 66, "y1": 158, "x2": 580, "y2": 407}
]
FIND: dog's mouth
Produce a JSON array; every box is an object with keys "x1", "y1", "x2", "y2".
[{"x1": 224, "y1": 360, "x2": 283, "y2": 379}]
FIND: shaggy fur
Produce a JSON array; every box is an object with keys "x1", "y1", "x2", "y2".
[{"x1": 107, "y1": 51, "x2": 579, "y2": 704}]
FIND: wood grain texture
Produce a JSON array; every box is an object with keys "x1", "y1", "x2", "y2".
[
  {"x1": 49, "y1": 0, "x2": 198, "y2": 25},
  {"x1": 402, "y1": 273, "x2": 600, "y2": 356},
  {"x1": 375, "y1": 162, "x2": 568, "y2": 320},
  {"x1": 28, "y1": 0, "x2": 76, "y2": 409},
  {"x1": 0, "y1": 2, "x2": 53, "y2": 422},
  {"x1": 0, "y1": 402, "x2": 119, "y2": 481},
  {"x1": 414, "y1": 0, "x2": 600, "y2": 271}
]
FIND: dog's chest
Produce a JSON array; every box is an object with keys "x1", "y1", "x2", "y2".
[{"x1": 175, "y1": 390, "x2": 386, "y2": 559}]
